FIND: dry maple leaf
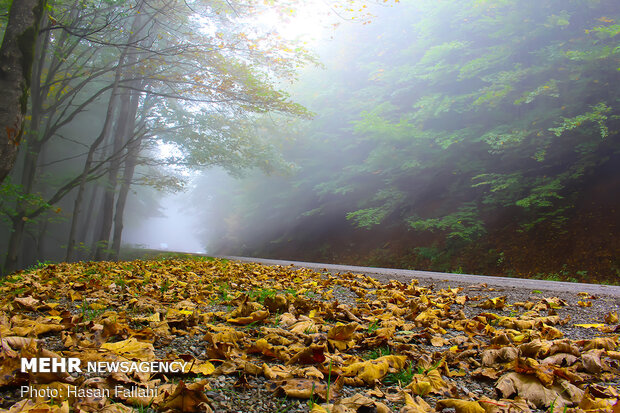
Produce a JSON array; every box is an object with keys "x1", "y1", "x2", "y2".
[
  {"x1": 407, "y1": 368, "x2": 448, "y2": 396},
  {"x1": 3, "y1": 399, "x2": 70, "y2": 412},
  {"x1": 227, "y1": 310, "x2": 270, "y2": 325},
  {"x1": 604, "y1": 312, "x2": 619, "y2": 324},
  {"x1": 342, "y1": 355, "x2": 407, "y2": 385},
  {"x1": 400, "y1": 392, "x2": 432, "y2": 412},
  {"x1": 286, "y1": 343, "x2": 326, "y2": 365},
  {"x1": 481, "y1": 346, "x2": 518, "y2": 366},
  {"x1": 274, "y1": 377, "x2": 328, "y2": 400},
  {"x1": 436, "y1": 399, "x2": 486, "y2": 413},
  {"x1": 475, "y1": 296, "x2": 507, "y2": 310},
  {"x1": 581, "y1": 337, "x2": 618, "y2": 351},
  {"x1": 328, "y1": 393, "x2": 390, "y2": 413},
  {"x1": 101, "y1": 338, "x2": 156, "y2": 360},
  {"x1": 158, "y1": 380, "x2": 213, "y2": 412},
  {"x1": 12, "y1": 296, "x2": 41, "y2": 311},
  {"x1": 496, "y1": 372, "x2": 582, "y2": 408}
]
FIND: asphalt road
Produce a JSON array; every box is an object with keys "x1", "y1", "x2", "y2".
[{"x1": 223, "y1": 256, "x2": 620, "y2": 298}]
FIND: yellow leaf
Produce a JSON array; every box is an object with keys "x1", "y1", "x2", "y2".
[
  {"x1": 342, "y1": 355, "x2": 407, "y2": 384},
  {"x1": 574, "y1": 323, "x2": 606, "y2": 329},
  {"x1": 101, "y1": 338, "x2": 155, "y2": 360},
  {"x1": 191, "y1": 361, "x2": 216, "y2": 375},
  {"x1": 436, "y1": 399, "x2": 485, "y2": 413}
]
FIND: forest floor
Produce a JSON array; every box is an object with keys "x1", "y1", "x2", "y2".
[{"x1": 0, "y1": 256, "x2": 619, "y2": 412}]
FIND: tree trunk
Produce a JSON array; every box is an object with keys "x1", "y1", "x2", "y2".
[
  {"x1": 64, "y1": 70, "x2": 122, "y2": 262},
  {"x1": 0, "y1": 0, "x2": 47, "y2": 183},
  {"x1": 92, "y1": 9, "x2": 147, "y2": 261},
  {"x1": 111, "y1": 136, "x2": 141, "y2": 260},
  {"x1": 110, "y1": 85, "x2": 143, "y2": 259},
  {"x1": 94, "y1": 89, "x2": 134, "y2": 261},
  {"x1": 36, "y1": 220, "x2": 49, "y2": 261},
  {"x1": 75, "y1": 184, "x2": 101, "y2": 259},
  {"x1": 4, "y1": 217, "x2": 26, "y2": 275}
]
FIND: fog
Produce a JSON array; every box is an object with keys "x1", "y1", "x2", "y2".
[
  {"x1": 123, "y1": 192, "x2": 206, "y2": 254},
  {"x1": 2, "y1": 0, "x2": 618, "y2": 282}
]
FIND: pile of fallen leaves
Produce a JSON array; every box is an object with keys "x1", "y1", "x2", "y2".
[{"x1": 0, "y1": 257, "x2": 619, "y2": 412}]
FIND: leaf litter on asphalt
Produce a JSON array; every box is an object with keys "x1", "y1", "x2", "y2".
[{"x1": 0, "y1": 257, "x2": 618, "y2": 412}]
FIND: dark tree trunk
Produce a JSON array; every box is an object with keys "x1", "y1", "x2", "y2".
[
  {"x1": 64, "y1": 6, "x2": 145, "y2": 261},
  {"x1": 111, "y1": 137, "x2": 141, "y2": 260},
  {"x1": 94, "y1": 89, "x2": 134, "y2": 261},
  {"x1": 110, "y1": 86, "x2": 142, "y2": 259},
  {"x1": 75, "y1": 184, "x2": 102, "y2": 259},
  {"x1": 64, "y1": 79, "x2": 121, "y2": 262},
  {"x1": 91, "y1": 10, "x2": 147, "y2": 261},
  {"x1": 4, "y1": 217, "x2": 26, "y2": 274},
  {"x1": 0, "y1": 0, "x2": 47, "y2": 184}
]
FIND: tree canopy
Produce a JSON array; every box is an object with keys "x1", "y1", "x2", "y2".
[{"x1": 0, "y1": 0, "x2": 319, "y2": 272}]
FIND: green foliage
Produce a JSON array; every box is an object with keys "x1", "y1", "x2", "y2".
[
  {"x1": 383, "y1": 364, "x2": 414, "y2": 385},
  {"x1": 0, "y1": 0, "x2": 12, "y2": 44},
  {"x1": 346, "y1": 207, "x2": 389, "y2": 228},
  {"x1": 367, "y1": 320, "x2": 380, "y2": 334},
  {"x1": 24, "y1": 260, "x2": 54, "y2": 272},
  {"x1": 548, "y1": 102, "x2": 612, "y2": 139},
  {"x1": 365, "y1": 346, "x2": 391, "y2": 359},
  {"x1": 0, "y1": 180, "x2": 48, "y2": 216},
  {"x1": 248, "y1": 288, "x2": 277, "y2": 303},
  {"x1": 200, "y1": 0, "x2": 620, "y2": 272},
  {"x1": 80, "y1": 300, "x2": 105, "y2": 320},
  {"x1": 407, "y1": 206, "x2": 485, "y2": 241}
]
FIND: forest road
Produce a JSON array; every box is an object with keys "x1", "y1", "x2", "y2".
[{"x1": 222, "y1": 256, "x2": 620, "y2": 298}]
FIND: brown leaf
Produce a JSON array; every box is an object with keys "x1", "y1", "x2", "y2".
[
  {"x1": 287, "y1": 344, "x2": 326, "y2": 365},
  {"x1": 540, "y1": 353, "x2": 578, "y2": 366},
  {"x1": 406, "y1": 368, "x2": 448, "y2": 396},
  {"x1": 496, "y1": 372, "x2": 582, "y2": 408},
  {"x1": 604, "y1": 311, "x2": 618, "y2": 324},
  {"x1": 481, "y1": 347, "x2": 518, "y2": 366},
  {"x1": 13, "y1": 296, "x2": 41, "y2": 310},
  {"x1": 400, "y1": 392, "x2": 432, "y2": 412},
  {"x1": 581, "y1": 337, "x2": 617, "y2": 351},
  {"x1": 158, "y1": 380, "x2": 213, "y2": 412},
  {"x1": 582, "y1": 349, "x2": 608, "y2": 374},
  {"x1": 331, "y1": 393, "x2": 390, "y2": 413},
  {"x1": 275, "y1": 378, "x2": 327, "y2": 400},
  {"x1": 227, "y1": 310, "x2": 270, "y2": 325},
  {"x1": 99, "y1": 404, "x2": 135, "y2": 413},
  {"x1": 327, "y1": 323, "x2": 358, "y2": 341},
  {"x1": 475, "y1": 296, "x2": 506, "y2": 309}
]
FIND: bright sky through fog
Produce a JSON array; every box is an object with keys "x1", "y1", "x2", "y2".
[{"x1": 254, "y1": 0, "x2": 338, "y2": 44}]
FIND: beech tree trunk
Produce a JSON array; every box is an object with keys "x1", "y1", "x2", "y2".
[
  {"x1": 111, "y1": 137, "x2": 141, "y2": 260},
  {"x1": 110, "y1": 87, "x2": 143, "y2": 259},
  {"x1": 0, "y1": 0, "x2": 47, "y2": 184},
  {"x1": 75, "y1": 184, "x2": 102, "y2": 259},
  {"x1": 64, "y1": 79, "x2": 121, "y2": 262},
  {"x1": 94, "y1": 94, "x2": 130, "y2": 261}
]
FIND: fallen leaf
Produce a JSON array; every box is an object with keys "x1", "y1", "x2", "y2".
[
  {"x1": 436, "y1": 399, "x2": 485, "y2": 413},
  {"x1": 158, "y1": 380, "x2": 213, "y2": 412}
]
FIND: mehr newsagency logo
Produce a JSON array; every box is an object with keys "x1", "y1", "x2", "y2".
[{"x1": 19, "y1": 357, "x2": 190, "y2": 399}]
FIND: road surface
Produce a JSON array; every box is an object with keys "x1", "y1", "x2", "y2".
[{"x1": 223, "y1": 256, "x2": 620, "y2": 298}]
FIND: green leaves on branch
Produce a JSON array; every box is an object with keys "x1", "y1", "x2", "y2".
[
  {"x1": 0, "y1": 179, "x2": 54, "y2": 225},
  {"x1": 548, "y1": 102, "x2": 612, "y2": 138},
  {"x1": 406, "y1": 206, "x2": 485, "y2": 242}
]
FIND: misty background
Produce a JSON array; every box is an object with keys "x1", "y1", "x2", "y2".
[{"x1": 1, "y1": 0, "x2": 619, "y2": 283}]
